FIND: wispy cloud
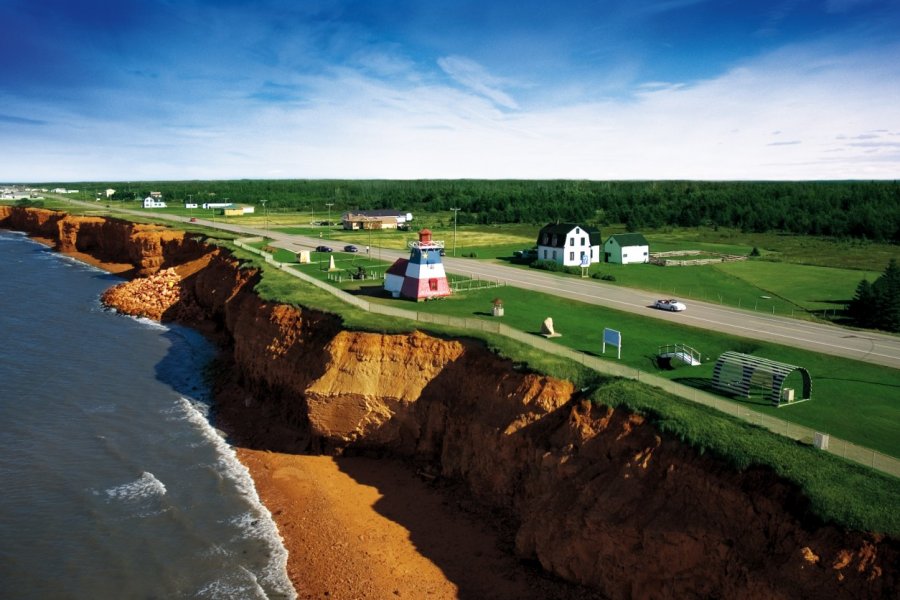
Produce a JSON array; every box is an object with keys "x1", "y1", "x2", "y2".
[
  {"x1": 0, "y1": 114, "x2": 47, "y2": 126},
  {"x1": 437, "y1": 56, "x2": 519, "y2": 110}
]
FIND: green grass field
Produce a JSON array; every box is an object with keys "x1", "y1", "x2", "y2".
[{"x1": 246, "y1": 238, "x2": 900, "y2": 460}]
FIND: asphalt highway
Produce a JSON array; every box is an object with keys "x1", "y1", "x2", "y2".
[{"x1": 55, "y1": 199, "x2": 900, "y2": 370}]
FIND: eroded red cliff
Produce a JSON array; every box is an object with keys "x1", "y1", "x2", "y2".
[{"x1": 3, "y1": 206, "x2": 897, "y2": 599}]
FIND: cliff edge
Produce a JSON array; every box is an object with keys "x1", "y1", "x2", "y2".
[{"x1": 3, "y1": 205, "x2": 896, "y2": 599}]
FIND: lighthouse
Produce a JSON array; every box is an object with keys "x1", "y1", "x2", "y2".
[{"x1": 384, "y1": 228, "x2": 451, "y2": 301}]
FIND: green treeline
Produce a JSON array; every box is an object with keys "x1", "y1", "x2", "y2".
[{"x1": 68, "y1": 179, "x2": 900, "y2": 242}]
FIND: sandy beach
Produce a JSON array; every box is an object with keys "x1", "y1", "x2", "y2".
[{"x1": 237, "y1": 449, "x2": 591, "y2": 600}]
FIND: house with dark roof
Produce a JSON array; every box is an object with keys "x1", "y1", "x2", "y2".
[
  {"x1": 604, "y1": 233, "x2": 650, "y2": 264},
  {"x1": 535, "y1": 223, "x2": 602, "y2": 267}
]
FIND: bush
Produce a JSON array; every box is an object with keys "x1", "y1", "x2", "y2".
[
  {"x1": 590, "y1": 273, "x2": 617, "y2": 281},
  {"x1": 530, "y1": 259, "x2": 581, "y2": 275}
]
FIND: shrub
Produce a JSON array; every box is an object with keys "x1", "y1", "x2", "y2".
[{"x1": 530, "y1": 259, "x2": 581, "y2": 275}]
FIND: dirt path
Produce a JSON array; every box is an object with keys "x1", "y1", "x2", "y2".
[{"x1": 237, "y1": 449, "x2": 591, "y2": 600}]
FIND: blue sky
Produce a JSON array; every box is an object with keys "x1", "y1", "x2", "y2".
[{"x1": 1, "y1": 0, "x2": 898, "y2": 181}]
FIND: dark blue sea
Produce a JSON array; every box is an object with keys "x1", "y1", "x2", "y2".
[{"x1": 0, "y1": 230, "x2": 294, "y2": 599}]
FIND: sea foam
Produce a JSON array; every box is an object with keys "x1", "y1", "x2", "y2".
[
  {"x1": 105, "y1": 471, "x2": 167, "y2": 502},
  {"x1": 177, "y1": 397, "x2": 296, "y2": 599}
]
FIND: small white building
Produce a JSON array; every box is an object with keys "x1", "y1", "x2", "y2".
[
  {"x1": 604, "y1": 233, "x2": 650, "y2": 264},
  {"x1": 143, "y1": 196, "x2": 167, "y2": 208},
  {"x1": 535, "y1": 223, "x2": 602, "y2": 267},
  {"x1": 105, "y1": 188, "x2": 116, "y2": 198}
]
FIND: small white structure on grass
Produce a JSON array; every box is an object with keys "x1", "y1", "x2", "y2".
[
  {"x1": 541, "y1": 317, "x2": 561, "y2": 338},
  {"x1": 604, "y1": 233, "x2": 649, "y2": 264}
]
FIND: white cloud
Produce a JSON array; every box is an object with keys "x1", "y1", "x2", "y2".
[
  {"x1": 437, "y1": 55, "x2": 519, "y2": 110},
  {"x1": 2, "y1": 41, "x2": 899, "y2": 181}
]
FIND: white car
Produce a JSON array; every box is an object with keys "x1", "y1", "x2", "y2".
[{"x1": 655, "y1": 298, "x2": 687, "y2": 312}]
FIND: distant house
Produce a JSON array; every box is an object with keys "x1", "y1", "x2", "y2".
[
  {"x1": 105, "y1": 188, "x2": 116, "y2": 198},
  {"x1": 604, "y1": 233, "x2": 650, "y2": 264},
  {"x1": 342, "y1": 210, "x2": 412, "y2": 230},
  {"x1": 535, "y1": 223, "x2": 602, "y2": 267},
  {"x1": 143, "y1": 196, "x2": 167, "y2": 208}
]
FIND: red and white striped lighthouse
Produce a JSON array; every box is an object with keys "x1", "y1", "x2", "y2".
[{"x1": 384, "y1": 228, "x2": 451, "y2": 301}]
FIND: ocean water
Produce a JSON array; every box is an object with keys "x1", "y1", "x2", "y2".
[{"x1": 0, "y1": 231, "x2": 295, "y2": 599}]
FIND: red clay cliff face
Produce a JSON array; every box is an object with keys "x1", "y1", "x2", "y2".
[{"x1": 3, "y1": 206, "x2": 897, "y2": 599}]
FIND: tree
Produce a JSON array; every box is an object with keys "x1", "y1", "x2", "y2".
[
  {"x1": 848, "y1": 259, "x2": 900, "y2": 332},
  {"x1": 848, "y1": 279, "x2": 876, "y2": 327}
]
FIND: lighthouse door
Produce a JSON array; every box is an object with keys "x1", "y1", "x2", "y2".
[{"x1": 429, "y1": 278, "x2": 439, "y2": 291}]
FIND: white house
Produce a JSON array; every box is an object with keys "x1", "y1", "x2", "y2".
[
  {"x1": 535, "y1": 223, "x2": 602, "y2": 267},
  {"x1": 604, "y1": 233, "x2": 650, "y2": 264},
  {"x1": 143, "y1": 196, "x2": 167, "y2": 208},
  {"x1": 105, "y1": 188, "x2": 116, "y2": 198}
]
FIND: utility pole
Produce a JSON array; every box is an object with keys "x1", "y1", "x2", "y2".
[
  {"x1": 451, "y1": 207, "x2": 461, "y2": 256},
  {"x1": 261, "y1": 199, "x2": 268, "y2": 232},
  {"x1": 325, "y1": 202, "x2": 334, "y2": 227}
]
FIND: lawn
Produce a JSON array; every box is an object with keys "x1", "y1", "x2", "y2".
[{"x1": 313, "y1": 275, "x2": 900, "y2": 459}]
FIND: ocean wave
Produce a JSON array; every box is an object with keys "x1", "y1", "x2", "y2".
[
  {"x1": 176, "y1": 398, "x2": 296, "y2": 599},
  {"x1": 195, "y1": 568, "x2": 270, "y2": 600},
  {"x1": 105, "y1": 471, "x2": 167, "y2": 502}
]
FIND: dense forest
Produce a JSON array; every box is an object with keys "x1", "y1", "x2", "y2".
[{"x1": 46, "y1": 179, "x2": 900, "y2": 242}]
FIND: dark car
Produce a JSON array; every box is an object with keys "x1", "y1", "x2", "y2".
[
  {"x1": 315, "y1": 245, "x2": 333, "y2": 252},
  {"x1": 344, "y1": 245, "x2": 359, "y2": 253}
]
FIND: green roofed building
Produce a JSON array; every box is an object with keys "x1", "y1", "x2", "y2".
[{"x1": 604, "y1": 233, "x2": 649, "y2": 264}]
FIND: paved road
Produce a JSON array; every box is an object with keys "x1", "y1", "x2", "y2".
[{"x1": 55, "y1": 198, "x2": 900, "y2": 370}]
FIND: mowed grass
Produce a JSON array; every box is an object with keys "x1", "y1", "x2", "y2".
[
  {"x1": 343, "y1": 281, "x2": 900, "y2": 459},
  {"x1": 251, "y1": 239, "x2": 899, "y2": 460},
  {"x1": 464, "y1": 225, "x2": 890, "y2": 322}
]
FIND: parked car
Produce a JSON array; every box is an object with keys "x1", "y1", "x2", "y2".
[
  {"x1": 344, "y1": 245, "x2": 359, "y2": 253},
  {"x1": 654, "y1": 299, "x2": 687, "y2": 312},
  {"x1": 189, "y1": 217, "x2": 197, "y2": 222},
  {"x1": 512, "y1": 248, "x2": 537, "y2": 261},
  {"x1": 315, "y1": 245, "x2": 333, "y2": 252}
]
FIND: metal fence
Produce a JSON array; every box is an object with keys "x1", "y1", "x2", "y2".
[{"x1": 234, "y1": 240, "x2": 900, "y2": 479}]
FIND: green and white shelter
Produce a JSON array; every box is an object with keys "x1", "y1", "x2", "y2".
[
  {"x1": 604, "y1": 233, "x2": 649, "y2": 264},
  {"x1": 711, "y1": 352, "x2": 811, "y2": 407}
]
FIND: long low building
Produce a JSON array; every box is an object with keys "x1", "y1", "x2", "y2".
[{"x1": 342, "y1": 209, "x2": 412, "y2": 230}]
